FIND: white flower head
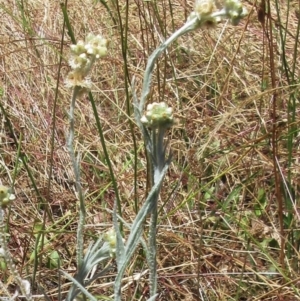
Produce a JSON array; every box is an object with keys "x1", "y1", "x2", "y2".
[
  {"x1": 0, "y1": 248, "x2": 5, "y2": 257},
  {"x1": 141, "y1": 102, "x2": 174, "y2": 129},
  {"x1": 68, "y1": 53, "x2": 89, "y2": 70},
  {"x1": 224, "y1": 0, "x2": 248, "y2": 25},
  {"x1": 0, "y1": 185, "x2": 15, "y2": 209},
  {"x1": 70, "y1": 40, "x2": 86, "y2": 55},
  {"x1": 190, "y1": 0, "x2": 220, "y2": 28},
  {"x1": 103, "y1": 228, "x2": 118, "y2": 257},
  {"x1": 85, "y1": 34, "x2": 109, "y2": 59},
  {"x1": 65, "y1": 70, "x2": 92, "y2": 90},
  {"x1": 21, "y1": 280, "x2": 31, "y2": 296},
  {"x1": 194, "y1": 0, "x2": 216, "y2": 16},
  {"x1": 67, "y1": 33, "x2": 108, "y2": 91}
]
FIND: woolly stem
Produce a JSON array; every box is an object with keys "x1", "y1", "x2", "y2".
[{"x1": 67, "y1": 86, "x2": 86, "y2": 269}]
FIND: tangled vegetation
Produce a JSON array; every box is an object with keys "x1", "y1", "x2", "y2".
[{"x1": 0, "y1": 0, "x2": 300, "y2": 300}]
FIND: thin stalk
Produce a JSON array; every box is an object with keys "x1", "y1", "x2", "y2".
[
  {"x1": 115, "y1": 0, "x2": 139, "y2": 213},
  {"x1": 151, "y1": 130, "x2": 157, "y2": 185},
  {"x1": 148, "y1": 126, "x2": 168, "y2": 297},
  {"x1": 60, "y1": 2, "x2": 76, "y2": 44},
  {"x1": 138, "y1": 10, "x2": 229, "y2": 112},
  {"x1": 46, "y1": 0, "x2": 67, "y2": 234},
  {"x1": 0, "y1": 101, "x2": 53, "y2": 285},
  {"x1": 148, "y1": 196, "x2": 158, "y2": 297},
  {"x1": 266, "y1": 0, "x2": 285, "y2": 267},
  {"x1": 0, "y1": 209, "x2": 32, "y2": 301},
  {"x1": 67, "y1": 86, "x2": 86, "y2": 269},
  {"x1": 0, "y1": 103, "x2": 51, "y2": 219},
  {"x1": 88, "y1": 92, "x2": 122, "y2": 221},
  {"x1": 139, "y1": 16, "x2": 198, "y2": 112},
  {"x1": 114, "y1": 165, "x2": 169, "y2": 301},
  {"x1": 156, "y1": 128, "x2": 166, "y2": 174}
]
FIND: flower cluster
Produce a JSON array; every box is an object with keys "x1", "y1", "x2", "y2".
[
  {"x1": 191, "y1": 0, "x2": 218, "y2": 26},
  {"x1": 0, "y1": 185, "x2": 15, "y2": 209},
  {"x1": 189, "y1": 0, "x2": 247, "y2": 27},
  {"x1": 194, "y1": 0, "x2": 216, "y2": 16},
  {"x1": 66, "y1": 33, "x2": 109, "y2": 92},
  {"x1": 103, "y1": 228, "x2": 117, "y2": 257},
  {"x1": 224, "y1": 0, "x2": 247, "y2": 25},
  {"x1": 141, "y1": 102, "x2": 174, "y2": 129}
]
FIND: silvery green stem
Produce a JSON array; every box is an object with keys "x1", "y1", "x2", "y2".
[
  {"x1": 138, "y1": 9, "x2": 239, "y2": 114},
  {"x1": 151, "y1": 130, "x2": 157, "y2": 184},
  {"x1": 133, "y1": 4, "x2": 247, "y2": 300},
  {"x1": 62, "y1": 270, "x2": 97, "y2": 301},
  {"x1": 65, "y1": 239, "x2": 111, "y2": 301},
  {"x1": 114, "y1": 164, "x2": 169, "y2": 301},
  {"x1": 137, "y1": 13, "x2": 195, "y2": 301},
  {"x1": 0, "y1": 209, "x2": 32, "y2": 301},
  {"x1": 147, "y1": 295, "x2": 159, "y2": 301},
  {"x1": 148, "y1": 195, "x2": 158, "y2": 297},
  {"x1": 67, "y1": 86, "x2": 86, "y2": 268},
  {"x1": 149, "y1": 126, "x2": 168, "y2": 297},
  {"x1": 155, "y1": 128, "x2": 167, "y2": 179},
  {"x1": 139, "y1": 16, "x2": 198, "y2": 113}
]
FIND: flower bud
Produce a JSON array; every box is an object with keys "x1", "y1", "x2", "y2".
[
  {"x1": 0, "y1": 248, "x2": 5, "y2": 257},
  {"x1": 70, "y1": 41, "x2": 86, "y2": 55},
  {"x1": 224, "y1": 0, "x2": 248, "y2": 25},
  {"x1": 84, "y1": 34, "x2": 109, "y2": 59},
  {"x1": 66, "y1": 33, "x2": 109, "y2": 93},
  {"x1": 141, "y1": 102, "x2": 174, "y2": 129},
  {"x1": 194, "y1": 0, "x2": 216, "y2": 16},
  {"x1": 103, "y1": 228, "x2": 117, "y2": 257},
  {"x1": 65, "y1": 70, "x2": 92, "y2": 89},
  {"x1": 68, "y1": 53, "x2": 89, "y2": 70},
  {"x1": 0, "y1": 185, "x2": 15, "y2": 209}
]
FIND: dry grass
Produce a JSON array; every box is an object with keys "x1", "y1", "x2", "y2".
[{"x1": 0, "y1": 0, "x2": 300, "y2": 300}]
